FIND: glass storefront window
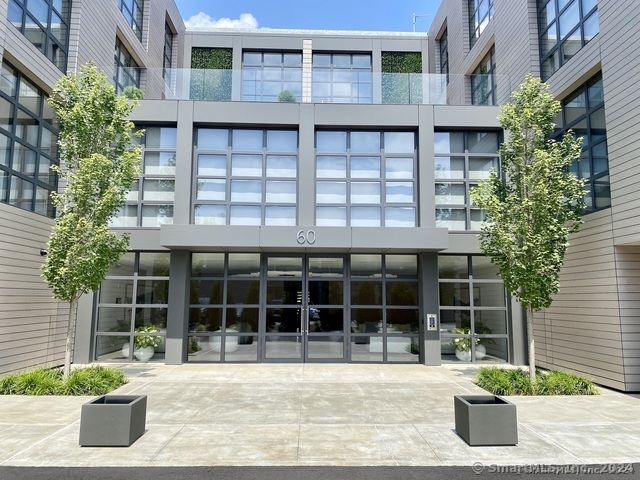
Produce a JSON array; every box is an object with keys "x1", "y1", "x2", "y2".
[
  {"x1": 94, "y1": 252, "x2": 170, "y2": 362},
  {"x1": 439, "y1": 254, "x2": 508, "y2": 363}
]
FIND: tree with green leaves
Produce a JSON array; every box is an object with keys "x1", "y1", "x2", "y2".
[
  {"x1": 471, "y1": 75, "x2": 585, "y2": 382},
  {"x1": 42, "y1": 63, "x2": 142, "y2": 377}
]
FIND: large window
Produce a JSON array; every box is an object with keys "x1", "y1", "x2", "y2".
[
  {"x1": 0, "y1": 62, "x2": 58, "y2": 217},
  {"x1": 242, "y1": 52, "x2": 302, "y2": 102},
  {"x1": 434, "y1": 131, "x2": 500, "y2": 230},
  {"x1": 118, "y1": 0, "x2": 143, "y2": 41},
  {"x1": 7, "y1": 0, "x2": 70, "y2": 71},
  {"x1": 468, "y1": 0, "x2": 494, "y2": 48},
  {"x1": 471, "y1": 47, "x2": 496, "y2": 105},
  {"x1": 439, "y1": 29, "x2": 449, "y2": 83},
  {"x1": 552, "y1": 73, "x2": 609, "y2": 212},
  {"x1": 538, "y1": 0, "x2": 599, "y2": 80},
  {"x1": 94, "y1": 252, "x2": 170, "y2": 362},
  {"x1": 114, "y1": 38, "x2": 140, "y2": 94},
  {"x1": 439, "y1": 255, "x2": 508, "y2": 363},
  {"x1": 313, "y1": 53, "x2": 372, "y2": 104},
  {"x1": 350, "y1": 254, "x2": 419, "y2": 363},
  {"x1": 315, "y1": 131, "x2": 417, "y2": 227},
  {"x1": 163, "y1": 23, "x2": 174, "y2": 82},
  {"x1": 112, "y1": 127, "x2": 176, "y2": 227},
  {"x1": 193, "y1": 128, "x2": 298, "y2": 226},
  {"x1": 189, "y1": 253, "x2": 260, "y2": 362}
]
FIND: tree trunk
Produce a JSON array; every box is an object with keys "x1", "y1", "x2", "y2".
[
  {"x1": 63, "y1": 296, "x2": 78, "y2": 379},
  {"x1": 527, "y1": 307, "x2": 536, "y2": 383}
]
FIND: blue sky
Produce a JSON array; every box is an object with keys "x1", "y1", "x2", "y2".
[{"x1": 174, "y1": 0, "x2": 442, "y2": 32}]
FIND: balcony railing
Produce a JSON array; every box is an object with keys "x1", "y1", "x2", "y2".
[{"x1": 137, "y1": 68, "x2": 512, "y2": 106}]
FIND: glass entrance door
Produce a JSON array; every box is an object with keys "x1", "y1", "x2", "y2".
[{"x1": 263, "y1": 255, "x2": 346, "y2": 362}]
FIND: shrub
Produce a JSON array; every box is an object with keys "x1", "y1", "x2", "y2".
[
  {"x1": 122, "y1": 86, "x2": 144, "y2": 100},
  {"x1": 476, "y1": 367, "x2": 534, "y2": 396},
  {"x1": 0, "y1": 366, "x2": 128, "y2": 395},
  {"x1": 277, "y1": 90, "x2": 297, "y2": 102},
  {"x1": 11, "y1": 368, "x2": 62, "y2": 395},
  {"x1": 62, "y1": 366, "x2": 128, "y2": 396},
  {"x1": 475, "y1": 367, "x2": 598, "y2": 396},
  {"x1": 535, "y1": 369, "x2": 599, "y2": 396}
]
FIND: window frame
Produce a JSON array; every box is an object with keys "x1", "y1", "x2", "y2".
[
  {"x1": 111, "y1": 126, "x2": 177, "y2": 228},
  {"x1": 0, "y1": 61, "x2": 58, "y2": 217},
  {"x1": 471, "y1": 46, "x2": 496, "y2": 106},
  {"x1": 312, "y1": 52, "x2": 373, "y2": 104},
  {"x1": 314, "y1": 130, "x2": 418, "y2": 228},
  {"x1": 7, "y1": 0, "x2": 70, "y2": 71},
  {"x1": 438, "y1": 254, "x2": 510, "y2": 363},
  {"x1": 468, "y1": 0, "x2": 495, "y2": 48},
  {"x1": 114, "y1": 38, "x2": 141, "y2": 94},
  {"x1": 537, "y1": 0, "x2": 599, "y2": 80},
  {"x1": 439, "y1": 29, "x2": 449, "y2": 84},
  {"x1": 118, "y1": 0, "x2": 144, "y2": 42},
  {"x1": 551, "y1": 73, "x2": 609, "y2": 213},
  {"x1": 193, "y1": 128, "x2": 300, "y2": 226},
  {"x1": 241, "y1": 51, "x2": 303, "y2": 103},
  {"x1": 434, "y1": 130, "x2": 501, "y2": 231}
]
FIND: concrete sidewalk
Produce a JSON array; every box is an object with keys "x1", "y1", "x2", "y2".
[{"x1": 0, "y1": 363, "x2": 638, "y2": 467}]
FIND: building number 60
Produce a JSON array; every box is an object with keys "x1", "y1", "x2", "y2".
[{"x1": 297, "y1": 230, "x2": 316, "y2": 245}]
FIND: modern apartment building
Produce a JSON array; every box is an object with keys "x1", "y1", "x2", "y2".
[{"x1": 0, "y1": 0, "x2": 637, "y2": 392}]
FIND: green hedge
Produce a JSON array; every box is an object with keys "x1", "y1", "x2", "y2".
[
  {"x1": 190, "y1": 48, "x2": 233, "y2": 101},
  {"x1": 0, "y1": 366, "x2": 128, "y2": 395},
  {"x1": 191, "y1": 48, "x2": 233, "y2": 70},
  {"x1": 381, "y1": 52, "x2": 423, "y2": 104},
  {"x1": 475, "y1": 367, "x2": 599, "y2": 396},
  {"x1": 381, "y1": 52, "x2": 422, "y2": 74}
]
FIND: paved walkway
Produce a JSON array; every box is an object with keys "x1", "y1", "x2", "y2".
[{"x1": 0, "y1": 363, "x2": 639, "y2": 467}]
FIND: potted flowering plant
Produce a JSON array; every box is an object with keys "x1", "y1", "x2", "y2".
[
  {"x1": 133, "y1": 325, "x2": 162, "y2": 362},
  {"x1": 451, "y1": 327, "x2": 486, "y2": 361}
]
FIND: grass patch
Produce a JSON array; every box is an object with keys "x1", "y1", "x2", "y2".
[
  {"x1": 476, "y1": 367, "x2": 599, "y2": 396},
  {"x1": 0, "y1": 366, "x2": 128, "y2": 395}
]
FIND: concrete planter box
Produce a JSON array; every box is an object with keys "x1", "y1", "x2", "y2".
[
  {"x1": 454, "y1": 395, "x2": 518, "y2": 446},
  {"x1": 79, "y1": 395, "x2": 147, "y2": 447}
]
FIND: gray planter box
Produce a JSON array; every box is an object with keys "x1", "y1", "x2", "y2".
[
  {"x1": 79, "y1": 395, "x2": 147, "y2": 447},
  {"x1": 454, "y1": 395, "x2": 518, "y2": 446}
]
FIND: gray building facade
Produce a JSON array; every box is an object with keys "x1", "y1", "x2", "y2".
[
  {"x1": 2, "y1": 0, "x2": 636, "y2": 392},
  {"x1": 73, "y1": 27, "x2": 521, "y2": 369}
]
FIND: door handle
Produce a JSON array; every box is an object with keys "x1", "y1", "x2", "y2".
[{"x1": 301, "y1": 306, "x2": 309, "y2": 334}]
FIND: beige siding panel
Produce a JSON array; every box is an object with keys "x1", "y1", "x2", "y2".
[
  {"x1": 615, "y1": 246, "x2": 640, "y2": 391},
  {"x1": 534, "y1": 207, "x2": 623, "y2": 388},
  {"x1": 599, "y1": 0, "x2": 640, "y2": 246},
  {"x1": 0, "y1": 203, "x2": 68, "y2": 376}
]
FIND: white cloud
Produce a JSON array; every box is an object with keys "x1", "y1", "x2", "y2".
[{"x1": 185, "y1": 12, "x2": 259, "y2": 29}]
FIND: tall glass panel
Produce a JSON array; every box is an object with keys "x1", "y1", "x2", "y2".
[
  {"x1": 439, "y1": 254, "x2": 508, "y2": 363},
  {"x1": 95, "y1": 251, "x2": 169, "y2": 362}
]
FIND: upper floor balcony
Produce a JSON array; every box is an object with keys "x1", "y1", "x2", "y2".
[{"x1": 130, "y1": 68, "x2": 513, "y2": 106}]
